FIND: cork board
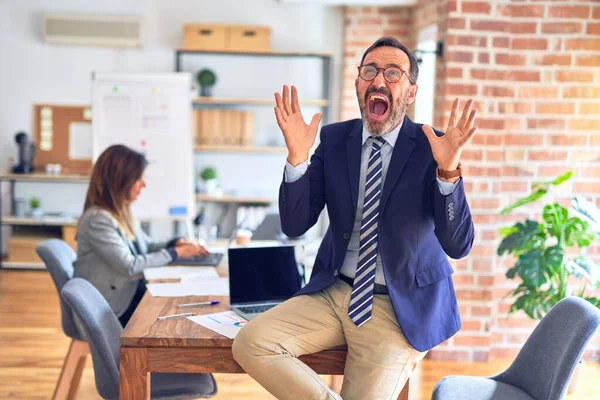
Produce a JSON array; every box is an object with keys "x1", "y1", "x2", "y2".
[{"x1": 33, "y1": 104, "x2": 93, "y2": 174}]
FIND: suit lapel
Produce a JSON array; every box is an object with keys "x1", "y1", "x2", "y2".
[
  {"x1": 345, "y1": 120, "x2": 363, "y2": 214},
  {"x1": 380, "y1": 115, "x2": 417, "y2": 213}
]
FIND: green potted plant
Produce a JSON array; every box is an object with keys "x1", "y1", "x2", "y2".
[
  {"x1": 200, "y1": 166, "x2": 218, "y2": 196},
  {"x1": 196, "y1": 69, "x2": 217, "y2": 97},
  {"x1": 497, "y1": 170, "x2": 600, "y2": 391},
  {"x1": 29, "y1": 197, "x2": 43, "y2": 217}
]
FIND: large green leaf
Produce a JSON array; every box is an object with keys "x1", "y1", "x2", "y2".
[
  {"x1": 508, "y1": 284, "x2": 556, "y2": 320},
  {"x1": 543, "y1": 203, "x2": 569, "y2": 238},
  {"x1": 532, "y1": 170, "x2": 574, "y2": 191},
  {"x1": 500, "y1": 189, "x2": 547, "y2": 216},
  {"x1": 497, "y1": 220, "x2": 545, "y2": 256},
  {"x1": 564, "y1": 217, "x2": 595, "y2": 247},
  {"x1": 566, "y1": 257, "x2": 600, "y2": 285},
  {"x1": 584, "y1": 297, "x2": 600, "y2": 309},
  {"x1": 512, "y1": 245, "x2": 564, "y2": 287}
]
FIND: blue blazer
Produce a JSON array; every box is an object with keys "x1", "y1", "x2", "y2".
[{"x1": 278, "y1": 116, "x2": 474, "y2": 352}]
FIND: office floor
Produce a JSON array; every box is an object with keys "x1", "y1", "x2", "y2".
[{"x1": 0, "y1": 270, "x2": 598, "y2": 399}]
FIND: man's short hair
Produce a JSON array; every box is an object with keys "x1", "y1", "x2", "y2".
[{"x1": 360, "y1": 36, "x2": 419, "y2": 84}]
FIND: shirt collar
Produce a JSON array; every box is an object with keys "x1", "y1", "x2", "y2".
[{"x1": 361, "y1": 120, "x2": 403, "y2": 148}]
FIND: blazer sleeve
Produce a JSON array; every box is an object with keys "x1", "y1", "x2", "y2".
[
  {"x1": 85, "y1": 212, "x2": 174, "y2": 278},
  {"x1": 137, "y1": 227, "x2": 181, "y2": 252},
  {"x1": 427, "y1": 160, "x2": 474, "y2": 259},
  {"x1": 278, "y1": 127, "x2": 326, "y2": 238}
]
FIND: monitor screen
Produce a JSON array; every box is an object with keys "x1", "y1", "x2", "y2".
[{"x1": 228, "y1": 245, "x2": 304, "y2": 305}]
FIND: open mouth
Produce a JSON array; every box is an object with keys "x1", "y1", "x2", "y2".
[{"x1": 367, "y1": 93, "x2": 390, "y2": 121}]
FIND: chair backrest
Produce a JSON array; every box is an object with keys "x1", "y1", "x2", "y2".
[
  {"x1": 35, "y1": 239, "x2": 82, "y2": 340},
  {"x1": 495, "y1": 296, "x2": 600, "y2": 400},
  {"x1": 61, "y1": 278, "x2": 123, "y2": 400}
]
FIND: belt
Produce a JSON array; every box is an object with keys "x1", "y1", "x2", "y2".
[{"x1": 339, "y1": 274, "x2": 389, "y2": 295}]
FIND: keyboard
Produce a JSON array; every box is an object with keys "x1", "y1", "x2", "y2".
[
  {"x1": 236, "y1": 303, "x2": 279, "y2": 314},
  {"x1": 173, "y1": 253, "x2": 224, "y2": 266}
]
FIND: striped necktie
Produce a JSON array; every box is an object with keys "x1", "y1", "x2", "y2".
[{"x1": 348, "y1": 136, "x2": 386, "y2": 327}]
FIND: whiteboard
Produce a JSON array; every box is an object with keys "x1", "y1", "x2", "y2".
[{"x1": 91, "y1": 72, "x2": 195, "y2": 221}]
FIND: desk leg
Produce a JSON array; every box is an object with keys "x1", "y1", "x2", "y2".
[{"x1": 120, "y1": 348, "x2": 150, "y2": 400}]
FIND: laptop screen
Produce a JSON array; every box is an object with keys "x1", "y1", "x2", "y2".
[{"x1": 228, "y1": 245, "x2": 304, "y2": 305}]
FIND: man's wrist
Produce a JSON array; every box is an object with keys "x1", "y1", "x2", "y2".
[
  {"x1": 287, "y1": 152, "x2": 309, "y2": 167},
  {"x1": 437, "y1": 162, "x2": 462, "y2": 183}
]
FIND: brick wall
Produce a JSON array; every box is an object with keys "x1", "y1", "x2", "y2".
[{"x1": 343, "y1": 1, "x2": 600, "y2": 362}]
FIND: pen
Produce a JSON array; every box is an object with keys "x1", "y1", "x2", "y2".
[
  {"x1": 156, "y1": 312, "x2": 195, "y2": 321},
  {"x1": 178, "y1": 301, "x2": 220, "y2": 308}
]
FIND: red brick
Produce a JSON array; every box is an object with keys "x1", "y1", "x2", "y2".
[
  {"x1": 476, "y1": 118, "x2": 504, "y2": 130},
  {"x1": 504, "y1": 149, "x2": 526, "y2": 162},
  {"x1": 529, "y1": 150, "x2": 568, "y2": 161},
  {"x1": 478, "y1": 276, "x2": 494, "y2": 286},
  {"x1": 448, "y1": 17, "x2": 466, "y2": 30},
  {"x1": 592, "y1": 136, "x2": 600, "y2": 146},
  {"x1": 556, "y1": 70, "x2": 595, "y2": 83},
  {"x1": 481, "y1": 230, "x2": 496, "y2": 240},
  {"x1": 447, "y1": 51, "x2": 474, "y2": 63},
  {"x1": 453, "y1": 275, "x2": 475, "y2": 285},
  {"x1": 498, "y1": 4, "x2": 545, "y2": 18},
  {"x1": 487, "y1": 150, "x2": 503, "y2": 161},
  {"x1": 471, "y1": 20, "x2": 509, "y2": 32},
  {"x1": 357, "y1": 17, "x2": 383, "y2": 25},
  {"x1": 576, "y1": 55, "x2": 600, "y2": 67},
  {"x1": 535, "y1": 103, "x2": 576, "y2": 114},
  {"x1": 462, "y1": 149, "x2": 483, "y2": 161},
  {"x1": 507, "y1": 332, "x2": 532, "y2": 344},
  {"x1": 539, "y1": 166, "x2": 576, "y2": 178},
  {"x1": 456, "y1": 289, "x2": 492, "y2": 300},
  {"x1": 461, "y1": 320, "x2": 483, "y2": 331},
  {"x1": 471, "y1": 135, "x2": 503, "y2": 146},
  {"x1": 580, "y1": 166, "x2": 600, "y2": 178},
  {"x1": 504, "y1": 134, "x2": 543, "y2": 146},
  {"x1": 483, "y1": 86, "x2": 515, "y2": 97},
  {"x1": 387, "y1": 17, "x2": 411, "y2": 26},
  {"x1": 594, "y1": 7, "x2": 600, "y2": 19},
  {"x1": 512, "y1": 38, "x2": 548, "y2": 50},
  {"x1": 472, "y1": 214, "x2": 500, "y2": 224},
  {"x1": 509, "y1": 71, "x2": 540, "y2": 82},
  {"x1": 471, "y1": 69, "x2": 506, "y2": 80},
  {"x1": 570, "y1": 119, "x2": 600, "y2": 131},
  {"x1": 490, "y1": 348, "x2": 521, "y2": 360},
  {"x1": 497, "y1": 317, "x2": 537, "y2": 329},
  {"x1": 549, "y1": 135, "x2": 587, "y2": 146},
  {"x1": 581, "y1": 103, "x2": 600, "y2": 114},
  {"x1": 462, "y1": 1, "x2": 491, "y2": 14},
  {"x1": 542, "y1": 22, "x2": 583, "y2": 34},
  {"x1": 428, "y1": 350, "x2": 470, "y2": 361},
  {"x1": 447, "y1": 83, "x2": 478, "y2": 96},
  {"x1": 455, "y1": 335, "x2": 490, "y2": 347},
  {"x1": 493, "y1": 37, "x2": 510, "y2": 48},
  {"x1": 510, "y1": 23, "x2": 538, "y2": 35},
  {"x1": 470, "y1": 198, "x2": 501, "y2": 209},
  {"x1": 472, "y1": 306, "x2": 492, "y2": 317},
  {"x1": 502, "y1": 166, "x2": 536, "y2": 177},
  {"x1": 501, "y1": 181, "x2": 530, "y2": 192},
  {"x1": 378, "y1": 6, "x2": 403, "y2": 15},
  {"x1": 495, "y1": 53, "x2": 526, "y2": 66},
  {"x1": 499, "y1": 102, "x2": 532, "y2": 114},
  {"x1": 505, "y1": 118, "x2": 522, "y2": 131},
  {"x1": 446, "y1": 67, "x2": 463, "y2": 78},
  {"x1": 588, "y1": 23, "x2": 600, "y2": 36},
  {"x1": 575, "y1": 182, "x2": 600, "y2": 193},
  {"x1": 563, "y1": 87, "x2": 600, "y2": 99},
  {"x1": 478, "y1": 53, "x2": 490, "y2": 64},
  {"x1": 565, "y1": 39, "x2": 600, "y2": 51},
  {"x1": 534, "y1": 54, "x2": 572, "y2": 66},
  {"x1": 549, "y1": 5, "x2": 590, "y2": 19},
  {"x1": 519, "y1": 87, "x2": 559, "y2": 98}
]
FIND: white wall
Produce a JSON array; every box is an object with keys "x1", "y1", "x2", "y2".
[{"x1": 0, "y1": 0, "x2": 344, "y2": 245}]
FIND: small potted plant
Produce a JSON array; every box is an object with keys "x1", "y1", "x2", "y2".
[
  {"x1": 196, "y1": 69, "x2": 217, "y2": 97},
  {"x1": 200, "y1": 166, "x2": 218, "y2": 196},
  {"x1": 29, "y1": 197, "x2": 43, "y2": 218}
]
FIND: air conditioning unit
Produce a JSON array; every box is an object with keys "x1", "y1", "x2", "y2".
[{"x1": 43, "y1": 13, "x2": 143, "y2": 48}]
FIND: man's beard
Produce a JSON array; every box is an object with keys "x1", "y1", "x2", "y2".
[{"x1": 357, "y1": 86, "x2": 408, "y2": 136}]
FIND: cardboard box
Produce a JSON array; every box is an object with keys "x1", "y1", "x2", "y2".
[
  {"x1": 182, "y1": 24, "x2": 227, "y2": 51},
  {"x1": 228, "y1": 25, "x2": 271, "y2": 52}
]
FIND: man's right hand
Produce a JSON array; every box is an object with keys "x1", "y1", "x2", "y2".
[{"x1": 274, "y1": 85, "x2": 322, "y2": 166}]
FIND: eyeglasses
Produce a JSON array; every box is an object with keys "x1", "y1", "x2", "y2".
[{"x1": 357, "y1": 65, "x2": 412, "y2": 84}]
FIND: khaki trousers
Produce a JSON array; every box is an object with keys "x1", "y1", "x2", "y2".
[{"x1": 232, "y1": 279, "x2": 427, "y2": 400}]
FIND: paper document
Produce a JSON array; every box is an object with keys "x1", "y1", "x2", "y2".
[
  {"x1": 188, "y1": 311, "x2": 247, "y2": 339},
  {"x1": 146, "y1": 278, "x2": 229, "y2": 297},
  {"x1": 143, "y1": 266, "x2": 219, "y2": 281}
]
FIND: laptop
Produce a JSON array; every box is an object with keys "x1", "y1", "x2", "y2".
[
  {"x1": 171, "y1": 220, "x2": 240, "y2": 267},
  {"x1": 228, "y1": 245, "x2": 305, "y2": 320}
]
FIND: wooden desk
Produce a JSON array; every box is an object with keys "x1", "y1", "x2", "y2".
[{"x1": 119, "y1": 293, "x2": 409, "y2": 399}]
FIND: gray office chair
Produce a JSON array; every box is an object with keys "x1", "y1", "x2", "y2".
[
  {"x1": 60, "y1": 277, "x2": 217, "y2": 400},
  {"x1": 432, "y1": 296, "x2": 600, "y2": 400},
  {"x1": 36, "y1": 239, "x2": 89, "y2": 400}
]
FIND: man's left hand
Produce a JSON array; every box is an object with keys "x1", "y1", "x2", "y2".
[{"x1": 422, "y1": 98, "x2": 478, "y2": 171}]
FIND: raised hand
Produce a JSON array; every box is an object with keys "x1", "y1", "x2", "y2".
[
  {"x1": 422, "y1": 98, "x2": 478, "y2": 171},
  {"x1": 274, "y1": 85, "x2": 322, "y2": 166}
]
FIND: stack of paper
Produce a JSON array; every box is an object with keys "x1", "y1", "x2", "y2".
[{"x1": 187, "y1": 311, "x2": 247, "y2": 338}]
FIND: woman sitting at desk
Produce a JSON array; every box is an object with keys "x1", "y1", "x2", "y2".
[{"x1": 74, "y1": 144, "x2": 208, "y2": 326}]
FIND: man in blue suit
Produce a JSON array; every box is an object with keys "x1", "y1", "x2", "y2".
[{"x1": 233, "y1": 36, "x2": 477, "y2": 400}]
